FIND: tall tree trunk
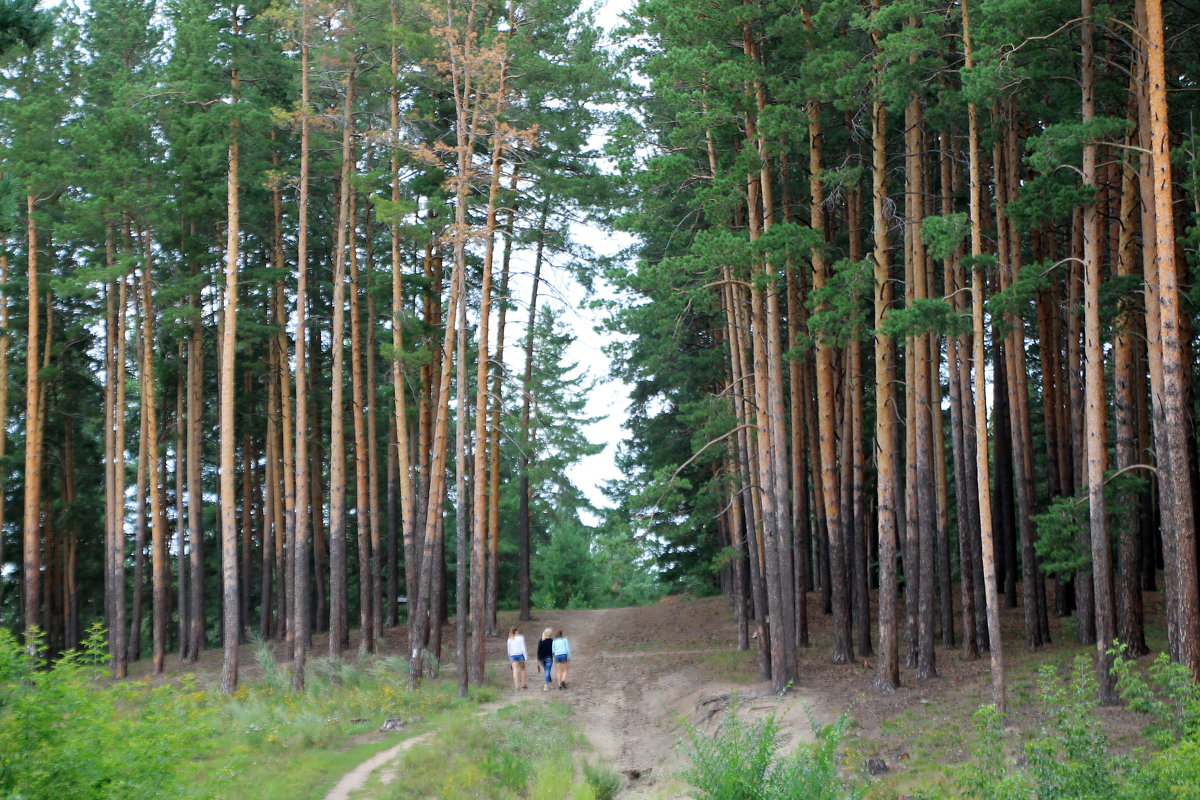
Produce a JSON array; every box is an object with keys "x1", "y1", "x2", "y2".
[
  {"x1": 963, "y1": 0, "x2": 1006, "y2": 711},
  {"x1": 518, "y1": 206, "x2": 550, "y2": 621},
  {"x1": 218, "y1": 82, "x2": 242, "y2": 694},
  {"x1": 113, "y1": 272, "x2": 130, "y2": 676},
  {"x1": 328, "y1": 69, "x2": 357, "y2": 657},
  {"x1": 941, "y1": 135, "x2": 979, "y2": 660},
  {"x1": 804, "y1": 81, "x2": 850, "y2": 667},
  {"x1": 175, "y1": 341, "x2": 188, "y2": 655},
  {"x1": 292, "y1": 0, "x2": 312, "y2": 689},
  {"x1": 1113, "y1": 100, "x2": 1148, "y2": 656},
  {"x1": 408, "y1": 243, "x2": 464, "y2": 684},
  {"x1": 22, "y1": 195, "x2": 43, "y2": 649},
  {"x1": 349, "y1": 182, "x2": 375, "y2": 654},
  {"x1": 1142, "y1": 0, "x2": 1200, "y2": 676},
  {"x1": 906, "y1": 87, "x2": 936, "y2": 680},
  {"x1": 485, "y1": 168, "x2": 519, "y2": 637},
  {"x1": 186, "y1": 296, "x2": 204, "y2": 662},
  {"x1": 388, "y1": 0, "x2": 415, "y2": 634},
  {"x1": 1080, "y1": 0, "x2": 1117, "y2": 702},
  {"x1": 140, "y1": 231, "x2": 169, "y2": 675},
  {"x1": 129, "y1": 284, "x2": 148, "y2": 665},
  {"x1": 470, "y1": 63, "x2": 509, "y2": 683},
  {"x1": 871, "y1": 91, "x2": 900, "y2": 691}
]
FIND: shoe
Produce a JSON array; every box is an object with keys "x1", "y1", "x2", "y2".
[
  {"x1": 543, "y1": 685, "x2": 548, "y2": 692},
  {"x1": 561, "y1": 682, "x2": 567, "y2": 689}
]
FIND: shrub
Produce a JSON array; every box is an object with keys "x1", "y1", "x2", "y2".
[
  {"x1": 0, "y1": 625, "x2": 214, "y2": 800},
  {"x1": 583, "y1": 759, "x2": 621, "y2": 800},
  {"x1": 683, "y1": 707, "x2": 862, "y2": 800}
]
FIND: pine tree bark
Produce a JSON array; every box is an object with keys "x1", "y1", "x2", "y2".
[
  {"x1": 871, "y1": 92, "x2": 900, "y2": 692},
  {"x1": 1112, "y1": 101, "x2": 1147, "y2": 655},
  {"x1": 113, "y1": 272, "x2": 130, "y2": 676},
  {"x1": 328, "y1": 68, "x2": 357, "y2": 657},
  {"x1": 388, "y1": 0, "x2": 415, "y2": 634},
  {"x1": 1142, "y1": 0, "x2": 1200, "y2": 677},
  {"x1": 349, "y1": 182, "x2": 375, "y2": 654},
  {"x1": 218, "y1": 87, "x2": 242, "y2": 694},
  {"x1": 139, "y1": 231, "x2": 169, "y2": 675},
  {"x1": 1081, "y1": 0, "x2": 1117, "y2": 702},
  {"x1": 22, "y1": 195, "x2": 43, "y2": 648},
  {"x1": 471, "y1": 42, "x2": 510, "y2": 680},
  {"x1": 292, "y1": 0, "x2": 312, "y2": 689},
  {"x1": 963, "y1": 0, "x2": 1006, "y2": 711},
  {"x1": 186, "y1": 294, "x2": 204, "y2": 662}
]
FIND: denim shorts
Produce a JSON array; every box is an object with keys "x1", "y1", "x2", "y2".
[
  {"x1": 554, "y1": 654, "x2": 569, "y2": 663},
  {"x1": 509, "y1": 654, "x2": 525, "y2": 662}
]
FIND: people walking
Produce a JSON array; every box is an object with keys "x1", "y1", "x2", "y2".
[
  {"x1": 507, "y1": 627, "x2": 528, "y2": 690},
  {"x1": 552, "y1": 630, "x2": 571, "y2": 689},
  {"x1": 537, "y1": 628, "x2": 555, "y2": 692}
]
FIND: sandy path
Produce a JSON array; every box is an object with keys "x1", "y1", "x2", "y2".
[{"x1": 325, "y1": 600, "x2": 824, "y2": 799}]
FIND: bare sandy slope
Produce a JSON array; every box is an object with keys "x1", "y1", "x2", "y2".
[
  {"x1": 529, "y1": 600, "x2": 829, "y2": 798},
  {"x1": 326, "y1": 597, "x2": 831, "y2": 800}
]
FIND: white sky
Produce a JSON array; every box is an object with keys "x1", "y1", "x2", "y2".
[{"x1": 537, "y1": 0, "x2": 637, "y2": 518}]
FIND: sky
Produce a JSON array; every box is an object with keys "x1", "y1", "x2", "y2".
[{"x1": 533, "y1": 0, "x2": 638, "y2": 518}]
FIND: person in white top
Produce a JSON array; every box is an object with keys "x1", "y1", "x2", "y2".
[{"x1": 507, "y1": 627, "x2": 529, "y2": 690}]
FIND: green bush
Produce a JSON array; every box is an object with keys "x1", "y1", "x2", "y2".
[
  {"x1": 960, "y1": 651, "x2": 1200, "y2": 800},
  {"x1": 683, "y1": 707, "x2": 862, "y2": 800},
  {"x1": 0, "y1": 625, "x2": 214, "y2": 800},
  {"x1": 582, "y1": 759, "x2": 621, "y2": 800}
]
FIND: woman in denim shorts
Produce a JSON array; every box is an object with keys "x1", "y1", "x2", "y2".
[
  {"x1": 507, "y1": 627, "x2": 528, "y2": 690},
  {"x1": 552, "y1": 630, "x2": 571, "y2": 689}
]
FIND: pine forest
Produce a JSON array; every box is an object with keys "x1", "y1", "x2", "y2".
[{"x1": 3, "y1": 0, "x2": 1200, "y2": 789}]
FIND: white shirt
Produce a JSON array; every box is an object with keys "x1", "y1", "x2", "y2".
[{"x1": 507, "y1": 634, "x2": 527, "y2": 658}]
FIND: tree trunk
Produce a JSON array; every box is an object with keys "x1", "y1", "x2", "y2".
[
  {"x1": 963, "y1": 0, "x2": 1006, "y2": 711},
  {"x1": 328, "y1": 69, "x2": 357, "y2": 658},
  {"x1": 349, "y1": 182, "x2": 375, "y2": 655},
  {"x1": 1080, "y1": 0, "x2": 1117, "y2": 702},
  {"x1": 22, "y1": 195, "x2": 43, "y2": 649},
  {"x1": 138, "y1": 231, "x2": 169, "y2": 675},
  {"x1": 518, "y1": 207, "x2": 550, "y2": 622},
  {"x1": 292, "y1": 0, "x2": 312, "y2": 689},
  {"x1": 1142, "y1": 0, "x2": 1200, "y2": 677},
  {"x1": 218, "y1": 87, "x2": 242, "y2": 694},
  {"x1": 871, "y1": 92, "x2": 900, "y2": 692},
  {"x1": 1112, "y1": 97, "x2": 1147, "y2": 656}
]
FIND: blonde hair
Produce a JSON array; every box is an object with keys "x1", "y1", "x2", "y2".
[{"x1": 541, "y1": 628, "x2": 553, "y2": 639}]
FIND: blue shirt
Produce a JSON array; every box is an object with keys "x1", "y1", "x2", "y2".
[{"x1": 552, "y1": 637, "x2": 571, "y2": 658}]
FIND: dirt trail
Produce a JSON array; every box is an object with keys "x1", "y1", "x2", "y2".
[{"x1": 328, "y1": 598, "x2": 829, "y2": 799}]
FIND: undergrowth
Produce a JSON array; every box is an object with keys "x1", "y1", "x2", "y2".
[
  {"x1": 683, "y1": 706, "x2": 864, "y2": 800},
  {"x1": 1, "y1": 626, "x2": 590, "y2": 800},
  {"x1": 385, "y1": 699, "x2": 611, "y2": 799}
]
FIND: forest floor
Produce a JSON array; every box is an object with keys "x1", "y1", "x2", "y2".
[{"x1": 137, "y1": 590, "x2": 1162, "y2": 799}]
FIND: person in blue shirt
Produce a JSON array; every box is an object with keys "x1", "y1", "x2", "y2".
[{"x1": 551, "y1": 630, "x2": 571, "y2": 689}]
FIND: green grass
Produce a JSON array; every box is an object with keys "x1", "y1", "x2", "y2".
[
  {"x1": 3, "y1": 627, "x2": 612, "y2": 800},
  {"x1": 383, "y1": 699, "x2": 603, "y2": 798}
]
